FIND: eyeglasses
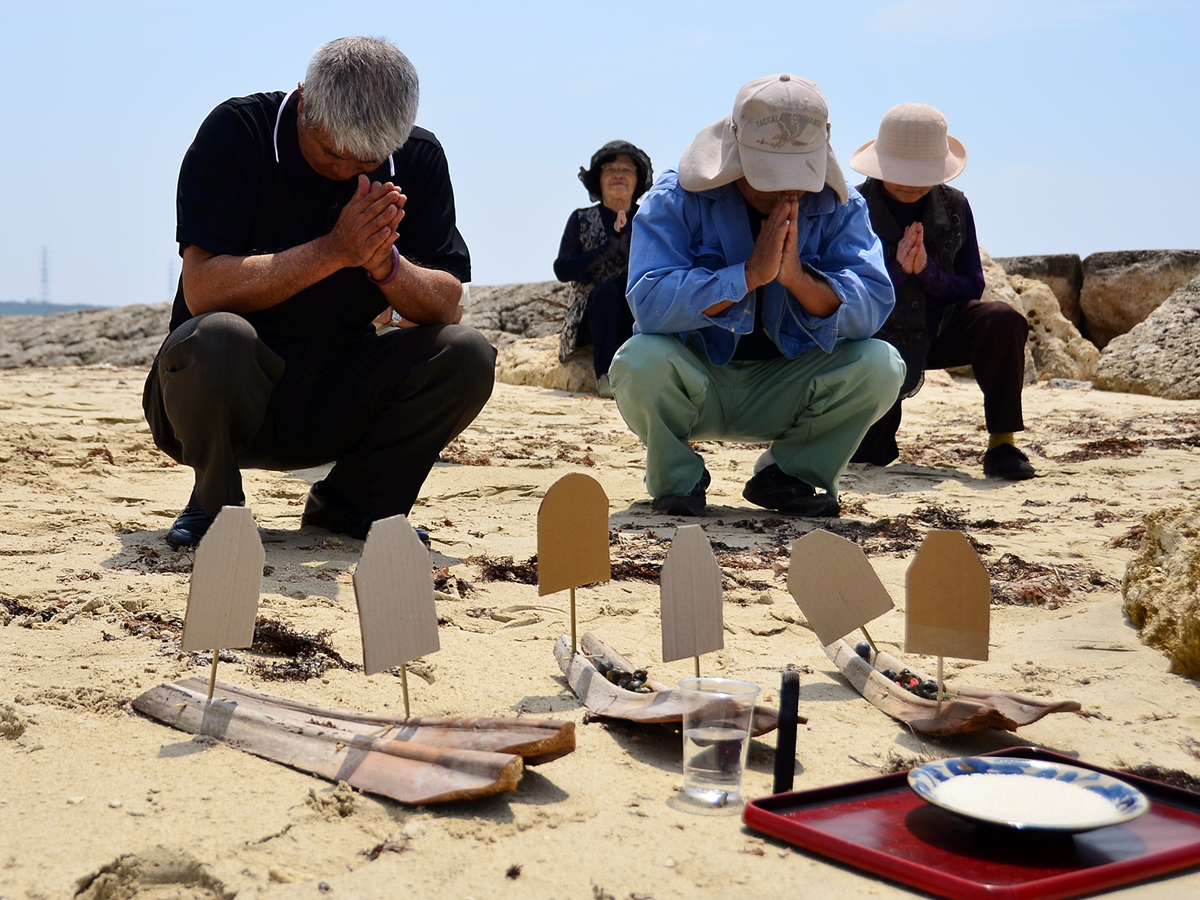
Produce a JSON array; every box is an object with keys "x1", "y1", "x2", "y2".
[{"x1": 601, "y1": 163, "x2": 638, "y2": 177}]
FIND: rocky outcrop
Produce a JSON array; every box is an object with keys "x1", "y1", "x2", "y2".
[
  {"x1": 1093, "y1": 275, "x2": 1200, "y2": 399},
  {"x1": 1009, "y1": 275, "x2": 1099, "y2": 382},
  {"x1": 977, "y1": 252, "x2": 1037, "y2": 383},
  {"x1": 0, "y1": 303, "x2": 169, "y2": 368},
  {"x1": 468, "y1": 282, "x2": 602, "y2": 393},
  {"x1": 993, "y1": 254, "x2": 1083, "y2": 326},
  {"x1": 1079, "y1": 250, "x2": 1200, "y2": 348},
  {"x1": 0, "y1": 283, "x2": 572, "y2": 369},
  {"x1": 494, "y1": 335, "x2": 596, "y2": 393},
  {"x1": 1123, "y1": 503, "x2": 1200, "y2": 679},
  {"x1": 959, "y1": 253, "x2": 1099, "y2": 384},
  {"x1": 463, "y1": 281, "x2": 570, "y2": 350}
]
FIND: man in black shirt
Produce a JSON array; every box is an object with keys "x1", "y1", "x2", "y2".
[{"x1": 144, "y1": 36, "x2": 496, "y2": 548}]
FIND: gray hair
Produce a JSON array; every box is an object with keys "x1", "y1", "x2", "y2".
[{"x1": 303, "y1": 36, "x2": 419, "y2": 161}]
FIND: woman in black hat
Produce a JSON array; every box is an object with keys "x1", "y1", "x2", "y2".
[{"x1": 553, "y1": 140, "x2": 653, "y2": 398}]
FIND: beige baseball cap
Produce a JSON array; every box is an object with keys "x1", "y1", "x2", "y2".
[
  {"x1": 678, "y1": 74, "x2": 848, "y2": 203},
  {"x1": 849, "y1": 103, "x2": 967, "y2": 187}
]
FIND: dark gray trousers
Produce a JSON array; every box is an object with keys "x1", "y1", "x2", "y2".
[
  {"x1": 143, "y1": 312, "x2": 496, "y2": 520},
  {"x1": 852, "y1": 299, "x2": 1029, "y2": 466}
]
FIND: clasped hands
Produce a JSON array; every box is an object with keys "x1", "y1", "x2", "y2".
[
  {"x1": 325, "y1": 174, "x2": 407, "y2": 282},
  {"x1": 741, "y1": 194, "x2": 839, "y2": 317},
  {"x1": 896, "y1": 221, "x2": 928, "y2": 275}
]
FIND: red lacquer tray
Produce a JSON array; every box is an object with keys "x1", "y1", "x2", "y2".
[{"x1": 744, "y1": 747, "x2": 1200, "y2": 900}]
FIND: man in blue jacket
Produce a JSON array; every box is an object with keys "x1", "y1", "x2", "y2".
[{"x1": 610, "y1": 74, "x2": 905, "y2": 517}]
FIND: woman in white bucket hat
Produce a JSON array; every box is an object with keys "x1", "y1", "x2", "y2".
[{"x1": 848, "y1": 103, "x2": 1035, "y2": 480}]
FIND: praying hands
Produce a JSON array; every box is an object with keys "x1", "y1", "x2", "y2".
[{"x1": 896, "y1": 221, "x2": 928, "y2": 275}]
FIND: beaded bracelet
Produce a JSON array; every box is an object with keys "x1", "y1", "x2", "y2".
[{"x1": 366, "y1": 245, "x2": 402, "y2": 286}]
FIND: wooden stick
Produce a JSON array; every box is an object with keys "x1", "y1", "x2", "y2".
[
  {"x1": 693, "y1": 656, "x2": 700, "y2": 678},
  {"x1": 936, "y1": 655, "x2": 945, "y2": 715},
  {"x1": 207, "y1": 651, "x2": 220, "y2": 701},
  {"x1": 570, "y1": 586, "x2": 577, "y2": 654},
  {"x1": 401, "y1": 664, "x2": 411, "y2": 719},
  {"x1": 860, "y1": 624, "x2": 880, "y2": 659}
]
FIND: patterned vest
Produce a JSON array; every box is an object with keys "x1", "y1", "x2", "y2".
[
  {"x1": 558, "y1": 205, "x2": 630, "y2": 362},
  {"x1": 859, "y1": 179, "x2": 968, "y2": 395}
]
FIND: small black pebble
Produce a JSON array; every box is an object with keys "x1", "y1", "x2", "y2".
[
  {"x1": 854, "y1": 642, "x2": 871, "y2": 661},
  {"x1": 882, "y1": 669, "x2": 898, "y2": 681}
]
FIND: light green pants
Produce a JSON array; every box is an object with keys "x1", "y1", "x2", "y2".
[{"x1": 609, "y1": 334, "x2": 905, "y2": 499}]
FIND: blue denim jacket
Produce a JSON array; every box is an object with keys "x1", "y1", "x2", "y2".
[{"x1": 626, "y1": 169, "x2": 895, "y2": 366}]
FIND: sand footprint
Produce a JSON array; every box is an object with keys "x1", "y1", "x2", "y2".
[{"x1": 75, "y1": 848, "x2": 233, "y2": 899}]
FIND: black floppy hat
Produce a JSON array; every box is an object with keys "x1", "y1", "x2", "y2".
[{"x1": 578, "y1": 140, "x2": 654, "y2": 203}]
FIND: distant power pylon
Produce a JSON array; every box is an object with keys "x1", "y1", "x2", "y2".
[{"x1": 40, "y1": 246, "x2": 49, "y2": 305}]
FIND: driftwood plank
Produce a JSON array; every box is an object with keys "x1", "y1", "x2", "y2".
[
  {"x1": 164, "y1": 678, "x2": 575, "y2": 765},
  {"x1": 554, "y1": 633, "x2": 781, "y2": 736},
  {"x1": 133, "y1": 680, "x2": 576, "y2": 803},
  {"x1": 824, "y1": 639, "x2": 1080, "y2": 736}
]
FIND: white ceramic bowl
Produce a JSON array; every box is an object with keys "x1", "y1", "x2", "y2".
[{"x1": 908, "y1": 756, "x2": 1149, "y2": 833}]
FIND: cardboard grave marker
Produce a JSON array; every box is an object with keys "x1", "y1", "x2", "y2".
[
  {"x1": 787, "y1": 529, "x2": 895, "y2": 651},
  {"x1": 180, "y1": 506, "x2": 264, "y2": 699},
  {"x1": 660, "y1": 524, "x2": 723, "y2": 677},
  {"x1": 352, "y1": 515, "x2": 440, "y2": 718},
  {"x1": 905, "y1": 529, "x2": 991, "y2": 708},
  {"x1": 537, "y1": 473, "x2": 610, "y2": 653}
]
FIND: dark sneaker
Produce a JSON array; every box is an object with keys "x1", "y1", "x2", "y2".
[
  {"x1": 742, "y1": 464, "x2": 840, "y2": 517},
  {"x1": 302, "y1": 482, "x2": 371, "y2": 540},
  {"x1": 983, "y1": 444, "x2": 1036, "y2": 480},
  {"x1": 651, "y1": 468, "x2": 711, "y2": 517},
  {"x1": 166, "y1": 492, "x2": 214, "y2": 549},
  {"x1": 301, "y1": 482, "x2": 432, "y2": 548}
]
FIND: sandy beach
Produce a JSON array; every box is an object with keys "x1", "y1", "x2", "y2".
[{"x1": 2, "y1": 364, "x2": 1199, "y2": 899}]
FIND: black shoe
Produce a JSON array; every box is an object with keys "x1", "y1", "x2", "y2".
[
  {"x1": 301, "y1": 482, "x2": 432, "y2": 549},
  {"x1": 166, "y1": 492, "x2": 214, "y2": 549},
  {"x1": 742, "y1": 465, "x2": 840, "y2": 517},
  {"x1": 302, "y1": 482, "x2": 371, "y2": 540},
  {"x1": 983, "y1": 444, "x2": 1036, "y2": 480},
  {"x1": 651, "y1": 469, "x2": 711, "y2": 517},
  {"x1": 849, "y1": 445, "x2": 898, "y2": 466}
]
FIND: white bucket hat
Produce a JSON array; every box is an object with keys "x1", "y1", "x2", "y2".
[
  {"x1": 849, "y1": 103, "x2": 967, "y2": 187},
  {"x1": 678, "y1": 74, "x2": 848, "y2": 203}
]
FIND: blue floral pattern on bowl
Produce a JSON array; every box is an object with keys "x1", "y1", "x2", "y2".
[{"x1": 908, "y1": 756, "x2": 1149, "y2": 833}]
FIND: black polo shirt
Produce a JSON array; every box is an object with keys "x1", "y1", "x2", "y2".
[{"x1": 170, "y1": 90, "x2": 470, "y2": 343}]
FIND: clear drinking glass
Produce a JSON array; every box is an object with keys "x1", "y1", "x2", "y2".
[{"x1": 678, "y1": 677, "x2": 760, "y2": 807}]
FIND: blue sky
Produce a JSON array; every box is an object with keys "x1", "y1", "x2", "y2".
[{"x1": 1, "y1": 0, "x2": 1196, "y2": 307}]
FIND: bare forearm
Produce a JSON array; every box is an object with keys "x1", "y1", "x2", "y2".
[
  {"x1": 379, "y1": 257, "x2": 464, "y2": 325},
  {"x1": 182, "y1": 239, "x2": 341, "y2": 316},
  {"x1": 780, "y1": 269, "x2": 841, "y2": 318},
  {"x1": 703, "y1": 299, "x2": 735, "y2": 316}
]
